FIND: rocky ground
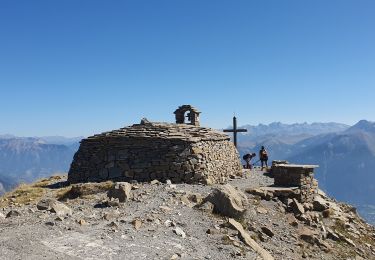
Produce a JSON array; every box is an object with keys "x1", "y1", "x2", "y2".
[{"x1": 0, "y1": 168, "x2": 374, "y2": 260}]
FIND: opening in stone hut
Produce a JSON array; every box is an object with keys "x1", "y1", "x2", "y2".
[{"x1": 68, "y1": 105, "x2": 242, "y2": 184}]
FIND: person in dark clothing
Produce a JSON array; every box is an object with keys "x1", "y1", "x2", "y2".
[
  {"x1": 259, "y1": 146, "x2": 268, "y2": 170},
  {"x1": 243, "y1": 153, "x2": 256, "y2": 169}
]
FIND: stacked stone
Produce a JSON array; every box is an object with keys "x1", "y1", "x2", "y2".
[
  {"x1": 68, "y1": 121, "x2": 242, "y2": 184},
  {"x1": 272, "y1": 164, "x2": 319, "y2": 203}
]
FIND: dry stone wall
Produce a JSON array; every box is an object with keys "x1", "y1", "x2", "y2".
[
  {"x1": 68, "y1": 122, "x2": 242, "y2": 184},
  {"x1": 272, "y1": 164, "x2": 319, "y2": 203}
]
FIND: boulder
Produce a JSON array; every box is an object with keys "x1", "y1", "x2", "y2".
[
  {"x1": 322, "y1": 208, "x2": 333, "y2": 218},
  {"x1": 37, "y1": 199, "x2": 72, "y2": 216},
  {"x1": 37, "y1": 198, "x2": 55, "y2": 211},
  {"x1": 50, "y1": 201, "x2": 72, "y2": 216},
  {"x1": 228, "y1": 218, "x2": 274, "y2": 260},
  {"x1": 206, "y1": 184, "x2": 248, "y2": 218},
  {"x1": 245, "y1": 188, "x2": 272, "y2": 200},
  {"x1": 313, "y1": 196, "x2": 329, "y2": 212},
  {"x1": 298, "y1": 227, "x2": 317, "y2": 245},
  {"x1": 107, "y1": 182, "x2": 132, "y2": 202},
  {"x1": 0, "y1": 212, "x2": 6, "y2": 219}
]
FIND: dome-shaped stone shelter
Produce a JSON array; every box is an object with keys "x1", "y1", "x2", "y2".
[{"x1": 68, "y1": 106, "x2": 242, "y2": 184}]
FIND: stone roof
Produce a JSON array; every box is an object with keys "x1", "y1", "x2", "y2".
[{"x1": 86, "y1": 121, "x2": 230, "y2": 143}]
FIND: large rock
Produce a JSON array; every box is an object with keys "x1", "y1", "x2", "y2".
[
  {"x1": 313, "y1": 196, "x2": 329, "y2": 212},
  {"x1": 51, "y1": 201, "x2": 72, "y2": 216},
  {"x1": 290, "y1": 198, "x2": 305, "y2": 216},
  {"x1": 107, "y1": 182, "x2": 132, "y2": 202},
  {"x1": 298, "y1": 227, "x2": 318, "y2": 245},
  {"x1": 37, "y1": 198, "x2": 72, "y2": 216},
  {"x1": 228, "y1": 218, "x2": 274, "y2": 260},
  {"x1": 37, "y1": 198, "x2": 55, "y2": 210},
  {"x1": 206, "y1": 184, "x2": 248, "y2": 218}
]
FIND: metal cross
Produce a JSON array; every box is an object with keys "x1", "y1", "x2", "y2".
[{"x1": 223, "y1": 116, "x2": 247, "y2": 148}]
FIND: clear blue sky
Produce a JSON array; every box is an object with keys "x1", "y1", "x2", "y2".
[{"x1": 0, "y1": 0, "x2": 374, "y2": 137}]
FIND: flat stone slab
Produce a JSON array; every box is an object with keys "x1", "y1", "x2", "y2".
[
  {"x1": 260, "y1": 186, "x2": 299, "y2": 192},
  {"x1": 274, "y1": 164, "x2": 319, "y2": 169}
]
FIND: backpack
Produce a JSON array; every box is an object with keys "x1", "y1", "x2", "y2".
[
  {"x1": 243, "y1": 154, "x2": 251, "y2": 160},
  {"x1": 261, "y1": 149, "x2": 268, "y2": 159}
]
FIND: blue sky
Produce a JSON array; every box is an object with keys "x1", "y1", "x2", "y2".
[{"x1": 0, "y1": 0, "x2": 374, "y2": 137}]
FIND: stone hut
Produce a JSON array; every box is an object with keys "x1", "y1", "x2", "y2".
[{"x1": 68, "y1": 106, "x2": 242, "y2": 184}]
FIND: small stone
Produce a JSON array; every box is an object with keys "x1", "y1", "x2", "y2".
[
  {"x1": 256, "y1": 207, "x2": 268, "y2": 214},
  {"x1": 108, "y1": 221, "x2": 119, "y2": 229},
  {"x1": 103, "y1": 212, "x2": 115, "y2": 221},
  {"x1": 174, "y1": 227, "x2": 186, "y2": 238},
  {"x1": 206, "y1": 228, "x2": 220, "y2": 235},
  {"x1": 106, "y1": 199, "x2": 121, "y2": 207},
  {"x1": 6, "y1": 210, "x2": 21, "y2": 218},
  {"x1": 150, "y1": 180, "x2": 160, "y2": 185},
  {"x1": 159, "y1": 206, "x2": 172, "y2": 212},
  {"x1": 78, "y1": 219, "x2": 87, "y2": 225},
  {"x1": 261, "y1": 226, "x2": 275, "y2": 238},
  {"x1": 45, "y1": 221, "x2": 55, "y2": 226},
  {"x1": 132, "y1": 219, "x2": 142, "y2": 230},
  {"x1": 197, "y1": 201, "x2": 214, "y2": 213},
  {"x1": 188, "y1": 193, "x2": 203, "y2": 204},
  {"x1": 0, "y1": 212, "x2": 5, "y2": 219},
  {"x1": 180, "y1": 195, "x2": 192, "y2": 206},
  {"x1": 166, "y1": 180, "x2": 172, "y2": 185},
  {"x1": 287, "y1": 214, "x2": 298, "y2": 227},
  {"x1": 170, "y1": 254, "x2": 179, "y2": 260},
  {"x1": 164, "y1": 219, "x2": 175, "y2": 227},
  {"x1": 55, "y1": 216, "x2": 64, "y2": 221}
]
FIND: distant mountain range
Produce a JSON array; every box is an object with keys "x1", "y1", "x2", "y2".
[
  {"x1": 0, "y1": 136, "x2": 81, "y2": 194},
  {"x1": 236, "y1": 120, "x2": 375, "y2": 224}
]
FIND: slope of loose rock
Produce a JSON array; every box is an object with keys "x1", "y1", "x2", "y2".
[{"x1": 0, "y1": 170, "x2": 374, "y2": 260}]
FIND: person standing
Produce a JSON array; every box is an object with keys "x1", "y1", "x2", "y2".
[{"x1": 259, "y1": 146, "x2": 268, "y2": 170}]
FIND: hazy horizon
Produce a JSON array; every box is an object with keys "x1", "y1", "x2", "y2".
[{"x1": 0, "y1": 119, "x2": 363, "y2": 138}]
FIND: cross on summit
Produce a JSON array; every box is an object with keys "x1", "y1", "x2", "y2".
[{"x1": 223, "y1": 116, "x2": 247, "y2": 148}]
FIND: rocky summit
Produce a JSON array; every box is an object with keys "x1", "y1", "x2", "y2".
[
  {"x1": 1, "y1": 106, "x2": 375, "y2": 259},
  {"x1": 0, "y1": 167, "x2": 374, "y2": 260}
]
